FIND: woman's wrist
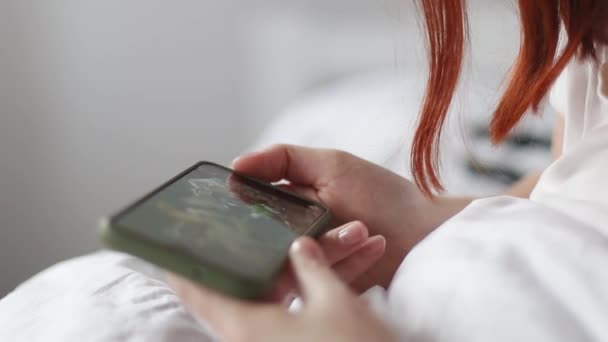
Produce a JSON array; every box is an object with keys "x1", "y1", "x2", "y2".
[
  {"x1": 429, "y1": 196, "x2": 476, "y2": 225},
  {"x1": 405, "y1": 192, "x2": 475, "y2": 242},
  {"x1": 351, "y1": 193, "x2": 474, "y2": 291},
  {"x1": 353, "y1": 170, "x2": 545, "y2": 291}
]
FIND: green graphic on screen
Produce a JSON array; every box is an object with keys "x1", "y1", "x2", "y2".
[{"x1": 116, "y1": 164, "x2": 326, "y2": 280}]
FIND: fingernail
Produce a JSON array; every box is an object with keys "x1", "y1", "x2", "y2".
[
  {"x1": 338, "y1": 222, "x2": 365, "y2": 245},
  {"x1": 231, "y1": 156, "x2": 243, "y2": 166},
  {"x1": 283, "y1": 292, "x2": 298, "y2": 306},
  {"x1": 231, "y1": 151, "x2": 259, "y2": 166},
  {"x1": 362, "y1": 235, "x2": 386, "y2": 256},
  {"x1": 231, "y1": 155, "x2": 248, "y2": 166},
  {"x1": 291, "y1": 239, "x2": 323, "y2": 262}
]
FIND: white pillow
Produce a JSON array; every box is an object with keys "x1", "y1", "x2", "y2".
[{"x1": 251, "y1": 69, "x2": 554, "y2": 196}]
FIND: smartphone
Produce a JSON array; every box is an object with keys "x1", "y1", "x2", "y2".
[{"x1": 100, "y1": 161, "x2": 332, "y2": 299}]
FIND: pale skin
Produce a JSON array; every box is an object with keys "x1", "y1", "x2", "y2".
[{"x1": 170, "y1": 115, "x2": 565, "y2": 340}]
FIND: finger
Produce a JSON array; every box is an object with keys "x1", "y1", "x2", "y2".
[
  {"x1": 277, "y1": 182, "x2": 346, "y2": 226},
  {"x1": 276, "y1": 183, "x2": 321, "y2": 202},
  {"x1": 317, "y1": 221, "x2": 369, "y2": 264},
  {"x1": 266, "y1": 221, "x2": 368, "y2": 302},
  {"x1": 289, "y1": 237, "x2": 353, "y2": 305},
  {"x1": 226, "y1": 173, "x2": 255, "y2": 204},
  {"x1": 265, "y1": 234, "x2": 384, "y2": 302},
  {"x1": 232, "y1": 144, "x2": 350, "y2": 186},
  {"x1": 167, "y1": 274, "x2": 276, "y2": 337},
  {"x1": 332, "y1": 235, "x2": 386, "y2": 284}
]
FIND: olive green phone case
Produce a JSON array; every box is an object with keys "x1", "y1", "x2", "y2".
[{"x1": 99, "y1": 161, "x2": 332, "y2": 299}]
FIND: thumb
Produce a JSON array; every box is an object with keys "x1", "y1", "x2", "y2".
[{"x1": 289, "y1": 237, "x2": 352, "y2": 305}]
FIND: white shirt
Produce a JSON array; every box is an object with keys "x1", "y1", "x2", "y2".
[
  {"x1": 378, "y1": 46, "x2": 608, "y2": 341},
  {"x1": 532, "y1": 45, "x2": 608, "y2": 232}
]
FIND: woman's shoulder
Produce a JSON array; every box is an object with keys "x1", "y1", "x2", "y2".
[
  {"x1": 549, "y1": 44, "x2": 608, "y2": 149},
  {"x1": 549, "y1": 47, "x2": 601, "y2": 115}
]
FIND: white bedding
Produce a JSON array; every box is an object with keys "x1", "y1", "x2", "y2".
[
  {"x1": 4, "y1": 200, "x2": 607, "y2": 341},
  {"x1": 385, "y1": 196, "x2": 608, "y2": 341},
  {"x1": 0, "y1": 251, "x2": 215, "y2": 341}
]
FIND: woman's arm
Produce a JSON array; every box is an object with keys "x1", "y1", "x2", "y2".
[
  {"x1": 505, "y1": 113, "x2": 564, "y2": 198},
  {"x1": 430, "y1": 114, "x2": 565, "y2": 219},
  {"x1": 235, "y1": 116, "x2": 566, "y2": 292}
]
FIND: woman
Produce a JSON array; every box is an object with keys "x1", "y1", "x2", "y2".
[{"x1": 170, "y1": 1, "x2": 608, "y2": 341}]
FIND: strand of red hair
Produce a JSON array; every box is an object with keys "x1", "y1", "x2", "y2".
[{"x1": 412, "y1": 0, "x2": 603, "y2": 196}]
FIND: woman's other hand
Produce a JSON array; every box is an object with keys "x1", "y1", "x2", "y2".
[
  {"x1": 169, "y1": 237, "x2": 397, "y2": 342},
  {"x1": 265, "y1": 221, "x2": 386, "y2": 303}
]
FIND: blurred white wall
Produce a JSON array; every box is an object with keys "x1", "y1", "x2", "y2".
[
  {"x1": 0, "y1": 0, "x2": 519, "y2": 296},
  {"x1": 0, "y1": 0, "x2": 407, "y2": 296},
  {"x1": 0, "y1": 1, "x2": 249, "y2": 296}
]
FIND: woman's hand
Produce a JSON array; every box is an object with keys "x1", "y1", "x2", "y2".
[
  {"x1": 233, "y1": 144, "x2": 444, "y2": 291},
  {"x1": 266, "y1": 220, "x2": 386, "y2": 302},
  {"x1": 169, "y1": 237, "x2": 397, "y2": 342}
]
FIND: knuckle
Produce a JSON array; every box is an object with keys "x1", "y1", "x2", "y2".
[
  {"x1": 266, "y1": 143, "x2": 288, "y2": 153},
  {"x1": 329, "y1": 149, "x2": 353, "y2": 162},
  {"x1": 326, "y1": 150, "x2": 359, "y2": 172}
]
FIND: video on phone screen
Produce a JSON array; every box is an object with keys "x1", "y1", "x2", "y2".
[{"x1": 115, "y1": 163, "x2": 326, "y2": 280}]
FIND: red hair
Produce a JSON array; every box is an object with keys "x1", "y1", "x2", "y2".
[{"x1": 413, "y1": 0, "x2": 606, "y2": 195}]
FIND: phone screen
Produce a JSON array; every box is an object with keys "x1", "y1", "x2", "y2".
[{"x1": 112, "y1": 162, "x2": 328, "y2": 280}]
